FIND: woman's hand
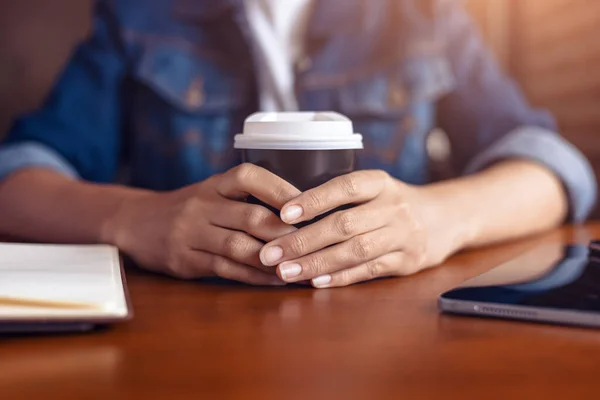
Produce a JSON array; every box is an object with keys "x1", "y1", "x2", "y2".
[
  {"x1": 106, "y1": 163, "x2": 301, "y2": 285},
  {"x1": 258, "y1": 170, "x2": 468, "y2": 288}
]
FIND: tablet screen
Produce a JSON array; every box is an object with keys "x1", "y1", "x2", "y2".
[{"x1": 441, "y1": 245, "x2": 600, "y2": 312}]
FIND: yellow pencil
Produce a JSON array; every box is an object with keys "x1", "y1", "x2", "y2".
[{"x1": 0, "y1": 296, "x2": 98, "y2": 310}]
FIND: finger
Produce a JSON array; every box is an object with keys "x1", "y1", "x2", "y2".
[
  {"x1": 311, "y1": 252, "x2": 412, "y2": 288},
  {"x1": 279, "y1": 170, "x2": 389, "y2": 224},
  {"x1": 259, "y1": 203, "x2": 389, "y2": 266},
  {"x1": 181, "y1": 251, "x2": 286, "y2": 286},
  {"x1": 188, "y1": 226, "x2": 269, "y2": 272},
  {"x1": 275, "y1": 227, "x2": 402, "y2": 283},
  {"x1": 210, "y1": 200, "x2": 297, "y2": 242},
  {"x1": 218, "y1": 163, "x2": 301, "y2": 209},
  {"x1": 212, "y1": 255, "x2": 287, "y2": 286}
]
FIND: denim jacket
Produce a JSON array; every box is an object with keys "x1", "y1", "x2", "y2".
[{"x1": 0, "y1": 0, "x2": 596, "y2": 220}]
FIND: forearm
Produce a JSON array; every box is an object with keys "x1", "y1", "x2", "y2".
[
  {"x1": 0, "y1": 169, "x2": 150, "y2": 243},
  {"x1": 418, "y1": 160, "x2": 568, "y2": 250}
]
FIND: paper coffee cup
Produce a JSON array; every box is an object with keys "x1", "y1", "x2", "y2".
[{"x1": 235, "y1": 112, "x2": 363, "y2": 226}]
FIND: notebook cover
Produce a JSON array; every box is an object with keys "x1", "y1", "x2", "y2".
[{"x1": 0, "y1": 253, "x2": 133, "y2": 331}]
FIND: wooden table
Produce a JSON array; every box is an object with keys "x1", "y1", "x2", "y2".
[{"x1": 2, "y1": 224, "x2": 600, "y2": 399}]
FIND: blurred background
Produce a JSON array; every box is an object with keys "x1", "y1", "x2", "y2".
[
  {"x1": 468, "y1": 0, "x2": 600, "y2": 217},
  {"x1": 0, "y1": 0, "x2": 598, "y2": 215}
]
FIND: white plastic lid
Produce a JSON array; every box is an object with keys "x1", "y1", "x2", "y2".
[{"x1": 234, "y1": 112, "x2": 364, "y2": 150}]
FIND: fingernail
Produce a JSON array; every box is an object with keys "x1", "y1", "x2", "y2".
[
  {"x1": 261, "y1": 246, "x2": 283, "y2": 266},
  {"x1": 281, "y1": 205, "x2": 303, "y2": 223},
  {"x1": 279, "y1": 263, "x2": 302, "y2": 281},
  {"x1": 312, "y1": 274, "x2": 332, "y2": 288}
]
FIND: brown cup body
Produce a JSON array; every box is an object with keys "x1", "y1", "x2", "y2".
[
  {"x1": 243, "y1": 149, "x2": 355, "y2": 191},
  {"x1": 242, "y1": 149, "x2": 356, "y2": 226}
]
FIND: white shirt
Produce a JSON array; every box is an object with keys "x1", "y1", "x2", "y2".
[{"x1": 244, "y1": 0, "x2": 313, "y2": 112}]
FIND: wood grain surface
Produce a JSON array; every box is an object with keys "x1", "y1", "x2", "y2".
[{"x1": 1, "y1": 223, "x2": 600, "y2": 399}]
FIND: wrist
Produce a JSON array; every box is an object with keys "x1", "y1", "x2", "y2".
[
  {"x1": 99, "y1": 189, "x2": 155, "y2": 249},
  {"x1": 409, "y1": 181, "x2": 480, "y2": 254}
]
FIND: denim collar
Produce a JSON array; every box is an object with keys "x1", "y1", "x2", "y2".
[
  {"x1": 172, "y1": 0, "x2": 242, "y2": 20},
  {"x1": 172, "y1": 0, "x2": 365, "y2": 35},
  {"x1": 307, "y1": 0, "x2": 366, "y2": 36}
]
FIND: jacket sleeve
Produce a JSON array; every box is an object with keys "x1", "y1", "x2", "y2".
[
  {"x1": 0, "y1": 1, "x2": 126, "y2": 183},
  {"x1": 436, "y1": 0, "x2": 596, "y2": 221}
]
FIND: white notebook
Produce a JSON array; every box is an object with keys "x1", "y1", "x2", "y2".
[{"x1": 0, "y1": 243, "x2": 131, "y2": 331}]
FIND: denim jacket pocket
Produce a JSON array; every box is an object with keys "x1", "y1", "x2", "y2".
[
  {"x1": 331, "y1": 55, "x2": 455, "y2": 183},
  {"x1": 134, "y1": 43, "x2": 249, "y2": 114},
  {"x1": 337, "y1": 55, "x2": 455, "y2": 118}
]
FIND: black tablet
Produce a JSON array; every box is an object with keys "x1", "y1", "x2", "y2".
[{"x1": 439, "y1": 244, "x2": 600, "y2": 328}]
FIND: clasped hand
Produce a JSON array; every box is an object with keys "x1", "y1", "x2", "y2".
[
  {"x1": 111, "y1": 164, "x2": 459, "y2": 288},
  {"x1": 261, "y1": 169, "x2": 448, "y2": 288}
]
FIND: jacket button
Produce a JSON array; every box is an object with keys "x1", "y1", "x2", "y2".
[
  {"x1": 427, "y1": 128, "x2": 451, "y2": 163},
  {"x1": 295, "y1": 55, "x2": 313, "y2": 73},
  {"x1": 402, "y1": 115, "x2": 416, "y2": 132},
  {"x1": 182, "y1": 129, "x2": 202, "y2": 145},
  {"x1": 186, "y1": 78, "x2": 205, "y2": 108},
  {"x1": 388, "y1": 85, "x2": 407, "y2": 108}
]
